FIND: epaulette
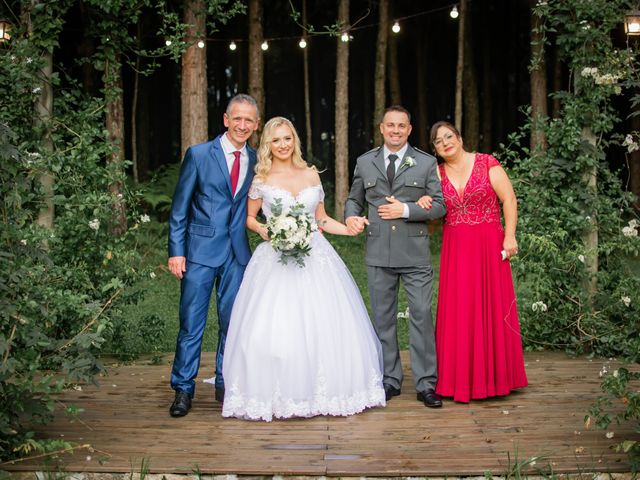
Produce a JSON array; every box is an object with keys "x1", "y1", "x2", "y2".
[
  {"x1": 358, "y1": 146, "x2": 381, "y2": 158},
  {"x1": 413, "y1": 147, "x2": 433, "y2": 157}
]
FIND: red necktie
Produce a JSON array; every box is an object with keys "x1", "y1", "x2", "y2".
[{"x1": 230, "y1": 150, "x2": 241, "y2": 195}]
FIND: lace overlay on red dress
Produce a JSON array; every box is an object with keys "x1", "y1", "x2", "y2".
[{"x1": 439, "y1": 153, "x2": 502, "y2": 228}]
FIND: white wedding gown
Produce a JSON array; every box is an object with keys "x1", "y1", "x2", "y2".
[{"x1": 221, "y1": 182, "x2": 385, "y2": 421}]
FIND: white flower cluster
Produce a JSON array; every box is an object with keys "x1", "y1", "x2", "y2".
[
  {"x1": 621, "y1": 296, "x2": 631, "y2": 307},
  {"x1": 622, "y1": 219, "x2": 638, "y2": 237},
  {"x1": 578, "y1": 254, "x2": 585, "y2": 263},
  {"x1": 88, "y1": 218, "x2": 100, "y2": 231},
  {"x1": 623, "y1": 134, "x2": 639, "y2": 153},
  {"x1": 140, "y1": 214, "x2": 150, "y2": 223},
  {"x1": 266, "y1": 199, "x2": 317, "y2": 267},
  {"x1": 580, "y1": 67, "x2": 622, "y2": 93},
  {"x1": 531, "y1": 301, "x2": 548, "y2": 312}
]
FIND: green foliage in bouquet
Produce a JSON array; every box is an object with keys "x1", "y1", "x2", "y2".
[{"x1": 266, "y1": 198, "x2": 317, "y2": 267}]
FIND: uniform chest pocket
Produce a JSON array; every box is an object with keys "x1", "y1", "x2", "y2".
[
  {"x1": 364, "y1": 177, "x2": 378, "y2": 190},
  {"x1": 405, "y1": 176, "x2": 425, "y2": 189}
]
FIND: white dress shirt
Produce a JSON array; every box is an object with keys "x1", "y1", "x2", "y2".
[{"x1": 220, "y1": 132, "x2": 249, "y2": 197}]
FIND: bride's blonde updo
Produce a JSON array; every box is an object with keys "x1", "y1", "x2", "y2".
[{"x1": 255, "y1": 117, "x2": 311, "y2": 181}]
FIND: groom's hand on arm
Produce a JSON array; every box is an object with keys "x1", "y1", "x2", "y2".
[
  {"x1": 168, "y1": 256, "x2": 187, "y2": 280},
  {"x1": 378, "y1": 196, "x2": 408, "y2": 220}
]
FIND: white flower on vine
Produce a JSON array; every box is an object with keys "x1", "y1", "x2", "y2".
[
  {"x1": 140, "y1": 214, "x2": 150, "y2": 223},
  {"x1": 531, "y1": 301, "x2": 548, "y2": 312},
  {"x1": 581, "y1": 67, "x2": 598, "y2": 78},
  {"x1": 578, "y1": 254, "x2": 585, "y2": 263},
  {"x1": 26, "y1": 57, "x2": 33, "y2": 64},
  {"x1": 629, "y1": 219, "x2": 638, "y2": 228},
  {"x1": 599, "y1": 365, "x2": 608, "y2": 377},
  {"x1": 20, "y1": 239, "x2": 27, "y2": 246},
  {"x1": 622, "y1": 226, "x2": 638, "y2": 237},
  {"x1": 623, "y1": 134, "x2": 639, "y2": 153},
  {"x1": 606, "y1": 431, "x2": 615, "y2": 439},
  {"x1": 613, "y1": 369, "x2": 620, "y2": 378},
  {"x1": 621, "y1": 296, "x2": 631, "y2": 307},
  {"x1": 88, "y1": 219, "x2": 100, "y2": 231},
  {"x1": 32, "y1": 87, "x2": 41, "y2": 94},
  {"x1": 149, "y1": 272, "x2": 156, "y2": 279}
]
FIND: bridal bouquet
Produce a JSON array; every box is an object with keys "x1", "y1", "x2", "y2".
[{"x1": 266, "y1": 198, "x2": 317, "y2": 267}]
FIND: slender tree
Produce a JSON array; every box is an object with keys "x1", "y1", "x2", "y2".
[
  {"x1": 416, "y1": 29, "x2": 429, "y2": 151},
  {"x1": 387, "y1": 25, "x2": 401, "y2": 105},
  {"x1": 373, "y1": 0, "x2": 389, "y2": 146},
  {"x1": 302, "y1": 0, "x2": 313, "y2": 162},
  {"x1": 334, "y1": 0, "x2": 349, "y2": 221},
  {"x1": 454, "y1": 0, "x2": 467, "y2": 131},
  {"x1": 181, "y1": 0, "x2": 208, "y2": 156},
  {"x1": 463, "y1": 8, "x2": 479, "y2": 151},
  {"x1": 248, "y1": 0, "x2": 264, "y2": 142},
  {"x1": 529, "y1": 0, "x2": 548, "y2": 151}
]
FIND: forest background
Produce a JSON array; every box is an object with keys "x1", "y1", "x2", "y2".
[{"x1": 1, "y1": 0, "x2": 640, "y2": 464}]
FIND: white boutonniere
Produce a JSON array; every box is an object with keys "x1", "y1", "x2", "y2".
[{"x1": 400, "y1": 156, "x2": 416, "y2": 169}]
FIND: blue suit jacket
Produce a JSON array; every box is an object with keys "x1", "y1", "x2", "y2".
[{"x1": 168, "y1": 135, "x2": 256, "y2": 268}]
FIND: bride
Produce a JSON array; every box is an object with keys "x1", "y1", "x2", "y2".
[{"x1": 221, "y1": 117, "x2": 386, "y2": 421}]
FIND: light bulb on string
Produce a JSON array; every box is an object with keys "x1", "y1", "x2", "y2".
[
  {"x1": 229, "y1": 41, "x2": 237, "y2": 51},
  {"x1": 261, "y1": 40, "x2": 269, "y2": 51},
  {"x1": 392, "y1": 21, "x2": 400, "y2": 33},
  {"x1": 299, "y1": 38, "x2": 307, "y2": 48},
  {"x1": 450, "y1": 6, "x2": 459, "y2": 19},
  {"x1": 197, "y1": 40, "x2": 205, "y2": 48},
  {"x1": 340, "y1": 31, "x2": 350, "y2": 42}
]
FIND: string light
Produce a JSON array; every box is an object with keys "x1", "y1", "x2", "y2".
[
  {"x1": 391, "y1": 21, "x2": 400, "y2": 33},
  {"x1": 298, "y1": 38, "x2": 307, "y2": 48},
  {"x1": 450, "y1": 6, "x2": 459, "y2": 19},
  {"x1": 197, "y1": 40, "x2": 205, "y2": 48},
  {"x1": 229, "y1": 41, "x2": 237, "y2": 51},
  {"x1": 261, "y1": 40, "x2": 269, "y2": 50},
  {"x1": 340, "y1": 32, "x2": 350, "y2": 42}
]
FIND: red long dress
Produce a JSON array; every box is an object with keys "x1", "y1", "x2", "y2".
[{"x1": 435, "y1": 153, "x2": 528, "y2": 403}]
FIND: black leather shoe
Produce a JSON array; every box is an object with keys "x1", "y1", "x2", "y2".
[
  {"x1": 170, "y1": 391, "x2": 192, "y2": 417},
  {"x1": 417, "y1": 389, "x2": 443, "y2": 408},
  {"x1": 383, "y1": 383, "x2": 401, "y2": 401},
  {"x1": 215, "y1": 386, "x2": 225, "y2": 403}
]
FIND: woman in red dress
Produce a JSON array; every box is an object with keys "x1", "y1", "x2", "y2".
[{"x1": 419, "y1": 121, "x2": 528, "y2": 403}]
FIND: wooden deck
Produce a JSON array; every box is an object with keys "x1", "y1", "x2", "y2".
[{"x1": 3, "y1": 351, "x2": 638, "y2": 477}]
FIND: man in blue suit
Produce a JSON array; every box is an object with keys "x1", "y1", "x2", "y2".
[{"x1": 167, "y1": 94, "x2": 260, "y2": 417}]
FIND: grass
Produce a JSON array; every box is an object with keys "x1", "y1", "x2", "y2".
[{"x1": 113, "y1": 221, "x2": 441, "y2": 357}]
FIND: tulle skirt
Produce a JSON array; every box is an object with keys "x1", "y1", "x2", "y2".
[{"x1": 222, "y1": 232, "x2": 385, "y2": 421}]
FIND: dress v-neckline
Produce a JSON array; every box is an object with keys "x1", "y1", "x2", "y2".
[{"x1": 444, "y1": 154, "x2": 477, "y2": 200}]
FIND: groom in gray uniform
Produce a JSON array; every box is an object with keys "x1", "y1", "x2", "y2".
[{"x1": 345, "y1": 105, "x2": 445, "y2": 408}]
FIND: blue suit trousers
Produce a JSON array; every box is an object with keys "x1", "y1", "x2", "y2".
[{"x1": 170, "y1": 255, "x2": 245, "y2": 396}]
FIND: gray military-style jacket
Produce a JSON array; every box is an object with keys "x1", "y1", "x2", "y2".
[{"x1": 344, "y1": 144, "x2": 446, "y2": 268}]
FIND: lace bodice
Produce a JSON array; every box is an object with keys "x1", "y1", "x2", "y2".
[
  {"x1": 249, "y1": 182, "x2": 325, "y2": 219},
  {"x1": 439, "y1": 153, "x2": 502, "y2": 227}
]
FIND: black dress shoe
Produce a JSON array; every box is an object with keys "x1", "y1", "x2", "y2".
[
  {"x1": 383, "y1": 383, "x2": 401, "y2": 401},
  {"x1": 170, "y1": 391, "x2": 192, "y2": 417},
  {"x1": 215, "y1": 386, "x2": 225, "y2": 403},
  {"x1": 417, "y1": 389, "x2": 443, "y2": 408}
]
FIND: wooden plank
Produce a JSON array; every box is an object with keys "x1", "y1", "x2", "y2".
[{"x1": 2, "y1": 351, "x2": 638, "y2": 476}]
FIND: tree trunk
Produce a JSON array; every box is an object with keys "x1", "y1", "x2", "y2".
[
  {"x1": 529, "y1": 0, "x2": 548, "y2": 152},
  {"x1": 388, "y1": 32, "x2": 401, "y2": 105},
  {"x1": 455, "y1": 0, "x2": 466, "y2": 132},
  {"x1": 552, "y1": 44, "x2": 562, "y2": 118},
  {"x1": 480, "y1": 19, "x2": 493, "y2": 153},
  {"x1": 334, "y1": 0, "x2": 349, "y2": 222},
  {"x1": 131, "y1": 19, "x2": 142, "y2": 184},
  {"x1": 581, "y1": 126, "x2": 598, "y2": 303},
  {"x1": 416, "y1": 30, "x2": 429, "y2": 151},
  {"x1": 105, "y1": 54, "x2": 127, "y2": 236},
  {"x1": 35, "y1": 53, "x2": 55, "y2": 230},
  {"x1": 630, "y1": 114, "x2": 640, "y2": 211},
  {"x1": 78, "y1": 0, "x2": 97, "y2": 96},
  {"x1": 181, "y1": 0, "x2": 208, "y2": 156},
  {"x1": 248, "y1": 0, "x2": 264, "y2": 144},
  {"x1": 373, "y1": 0, "x2": 388, "y2": 146},
  {"x1": 463, "y1": 10, "x2": 479, "y2": 152},
  {"x1": 302, "y1": 0, "x2": 313, "y2": 163}
]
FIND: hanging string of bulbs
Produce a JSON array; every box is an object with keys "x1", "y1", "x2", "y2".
[{"x1": 166, "y1": 3, "x2": 460, "y2": 50}]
